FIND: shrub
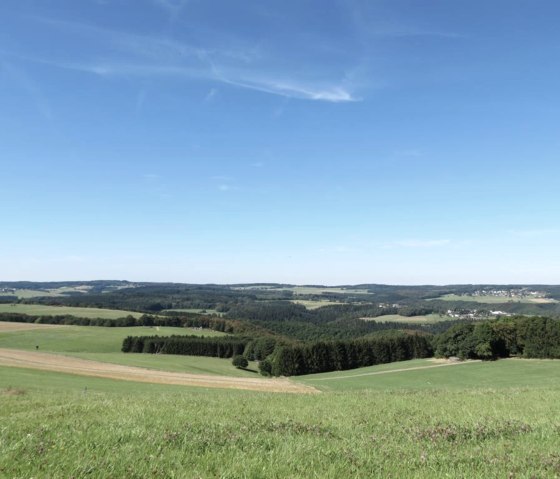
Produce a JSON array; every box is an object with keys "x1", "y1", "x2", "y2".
[{"x1": 232, "y1": 355, "x2": 248, "y2": 369}]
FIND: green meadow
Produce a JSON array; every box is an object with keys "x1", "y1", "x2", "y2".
[
  {"x1": 1, "y1": 323, "x2": 560, "y2": 477},
  {"x1": 1, "y1": 364, "x2": 560, "y2": 478},
  {"x1": 297, "y1": 358, "x2": 560, "y2": 391},
  {"x1": 0, "y1": 325, "x2": 247, "y2": 377},
  {"x1": 0, "y1": 303, "x2": 142, "y2": 319},
  {"x1": 0, "y1": 325, "x2": 224, "y2": 354}
]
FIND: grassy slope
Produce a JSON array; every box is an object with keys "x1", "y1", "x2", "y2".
[
  {"x1": 1, "y1": 365, "x2": 560, "y2": 478},
  {"x1": 69, "y1": 353, "x2": 259, "y2": 377},
  {"x1": 0, "y1": 303, "x2": 142, "y2": 319},
  {"x1": 0, "y1": 324, "x2": 257, "y2": 377},
  {"x1": 296, "y1": 358, "x2": 560, "y2": 391}
]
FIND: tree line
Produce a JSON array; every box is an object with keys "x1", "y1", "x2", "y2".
[
  {"x1": 0, "y1": 312, "x2": 235, "y2": 332},
  {"x1": 434, "y1": 316, "x2": 560, "y2": 360},
  {"x1": 121, "y1": 335, "x2": 248, "y2": 358},
  {"x1": 262, "y1": 334, "x2": 433, "y2": 376}
]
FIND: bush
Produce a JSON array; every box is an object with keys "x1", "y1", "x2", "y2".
[{"x1": 232, "y1": 355, "x2": 248, "y2": 369}]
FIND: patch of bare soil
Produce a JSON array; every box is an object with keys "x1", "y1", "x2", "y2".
[{"x1": 0, "y1": 348, "x2": 318, "y2": 394}]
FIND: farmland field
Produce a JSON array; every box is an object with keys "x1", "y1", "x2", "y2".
[
  {"x1": 432, "y1": 294, "x2": 558, "y2": 304},
  {"x1": 291, "y1": 299, "x2": 348, "y2": 309},
  {"x1": 362, "y1": 313, "x2": 452, "y2": 324},
  {"x1": 0, "y1": 303, "x2": 142, "y2": 319},
  {"x1": 232, "y1": 285, "x2": 370, "y2": 295},
  {"x1": 0, "y1": 324, "x2": 226, "y2": 354}
]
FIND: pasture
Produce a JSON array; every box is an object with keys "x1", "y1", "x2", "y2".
[
  {"x1": 0, "y1": 324, "x2": 225, "y2": 354},
  {"x1": 296, "y1": 357, "x2": 560, "y2": 391},
  {"x1": 0, "y1": 303, "x2": 142, "y2": 319},
  {"x1": 1, "y1": 362, "x2": 560, "y2": 478}
]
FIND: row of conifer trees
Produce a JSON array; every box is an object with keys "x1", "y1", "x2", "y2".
[
  {"x1": 262, "y1": 334, "x2": 433, "y2": 376},
  {"x1": 121, "y1": 335, "x2": 248, "y2": 358}
]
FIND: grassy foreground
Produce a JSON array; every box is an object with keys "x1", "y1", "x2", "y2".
[{"x1": 1, "y1": 365, "x2": 560, "y2": 478}]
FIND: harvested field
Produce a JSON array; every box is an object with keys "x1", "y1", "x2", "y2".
[
  {"x1": 0, "y1": 322, "x2": 67, "y2": 332},
  {"x1": 0, "y1": 349, "x2": 317, "y2": 394}
]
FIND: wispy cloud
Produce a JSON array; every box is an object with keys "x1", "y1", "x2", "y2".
[{"x1": 23, "y1": 17, "x2": 358, "y2": 103}]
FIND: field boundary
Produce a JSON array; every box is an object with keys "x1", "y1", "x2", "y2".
[
  {"x1": 304, "y1": 359, "x2": 482, "y2": 381},
  {"x1": 0, "y1": 348, "x2": 318, "y2": 394}
]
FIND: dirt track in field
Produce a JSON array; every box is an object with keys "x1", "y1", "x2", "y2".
[
  {"x1": 0, "y1": 348, "x2": 318, "y2": 394},
  {"x1": 0, "y1": 322, "x2": 67, "y2": 332}
]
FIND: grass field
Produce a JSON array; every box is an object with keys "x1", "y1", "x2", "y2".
[
  {"x1": 432, "y1": 294, "x2": 558, "y2": 304},
  {"x1": 291, "y1": 299, "x2": 347, "y2": 309},
  {"x1": 362, "y1": 313, "x2": 452, "y2": 324},
  {"x1": 0, "y1": 323, "x2": 253, "y2": 379},
  {"x1": 1, "y1": 320, "x2": 560, "y2": 477},
  {"x1": 0, "y1": 303, "x2": 142, "y2": 319},
  {"x1": 1, "y1": 363, "x2": 560, "y2": 478},
  {"x1": 233, "y1": 285, "x2": 371, "y2": 295},
  {"x1": 0, "y1": 325, "x2": 225, "y2": 354}
]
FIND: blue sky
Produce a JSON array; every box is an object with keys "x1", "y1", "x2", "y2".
[{"x1": 1, "y1": 0, "x2": 559, "y2": 284}]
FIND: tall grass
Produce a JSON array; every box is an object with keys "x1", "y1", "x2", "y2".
[{"x1": 1, "y1": 366, "x2": 559, "y2": 478}]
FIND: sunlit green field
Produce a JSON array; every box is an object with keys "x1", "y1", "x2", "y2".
[
  {"x1": 0, "y1": 303, "x2": 142, "y2": 319},
  {"x1": 0, "y1": 325, "x2": 226, "y2": 354},
  {"x1": 1, "y1": 323, "x2": 560, "y2": 477},
  {"x1": 0, "y1": 323, "x2": 248, "y2": 377},
  {"x1": 296, "y1": 358, "x2": 560, "y2": 391},
  {"x1": 1, "y1": 364, "x2": 559, "y2": 478},
  {"x1": 291, "y1": 299, "x2": 347, "y2": 309}
]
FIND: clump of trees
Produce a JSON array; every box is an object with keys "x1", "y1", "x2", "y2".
[{"x1": 434, "y1": 316, "x2": 560, "y2": 360}]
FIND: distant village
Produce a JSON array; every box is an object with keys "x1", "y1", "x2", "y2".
[{"x1": 465, "y1": 288, "x2": 547, "y2": 299}]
